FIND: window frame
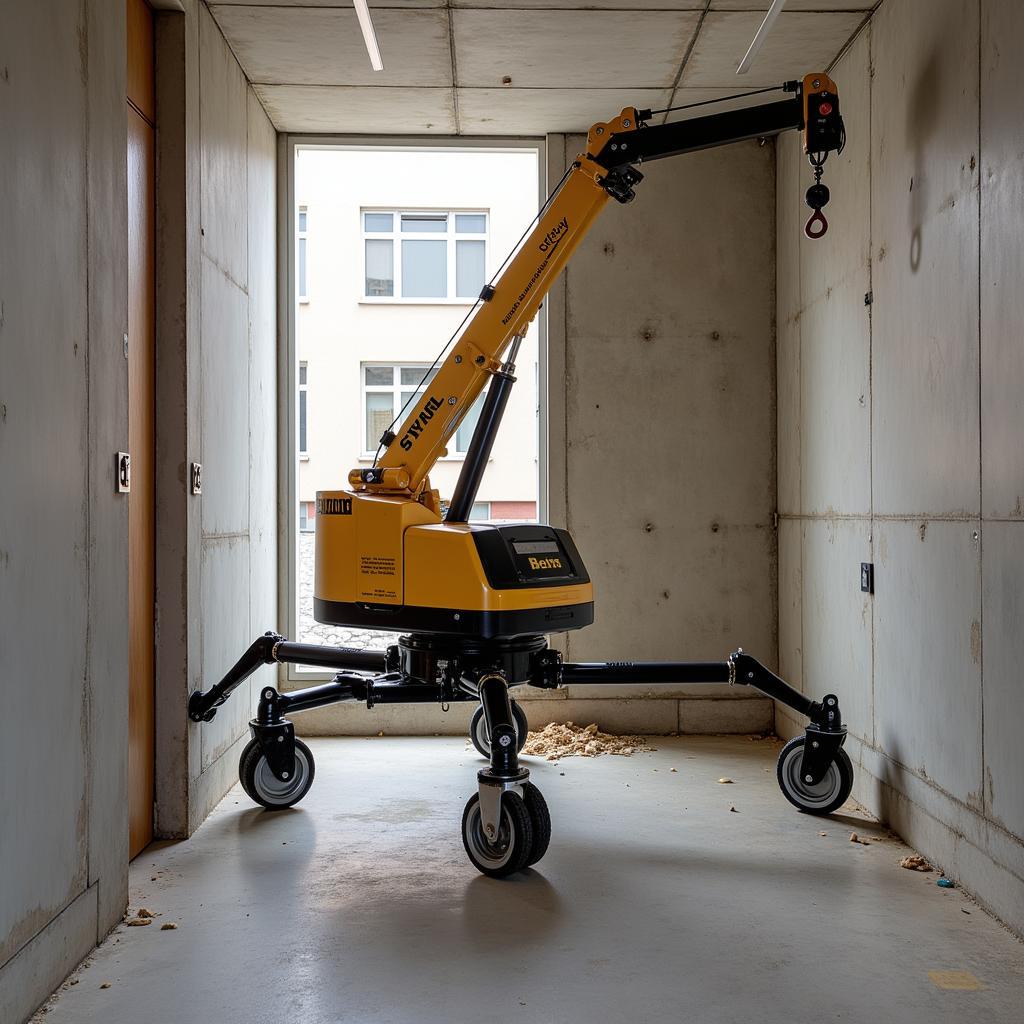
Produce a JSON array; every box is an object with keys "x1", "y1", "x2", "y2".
[
  {"x1": 361, "y1": 362, "x2": 434, "y2": 458},
  {"x1": 360, "y1": 209, "x2": 488, "y2": 304},
  {"x1": 360, "y1": 361, "x2": 486, "y2": 459},
  {"x1": 298, "y1": 361, "x2": 308, "y2": 459},
  {"x1": 297, "y1": 204, "x2": 309, "y2": 303},
  {"x1": 283, "y1": 138, "x2": 547, "y2": 683}
]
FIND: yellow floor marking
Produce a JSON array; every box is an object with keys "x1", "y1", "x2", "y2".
[{"x1": 928, "y1": 970, "x2": 984, "y2": 991}]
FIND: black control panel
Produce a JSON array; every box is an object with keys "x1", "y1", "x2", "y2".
[
  {"x1": 471, "y1": 525, "x2": 590, "y2": 590},
  {"x1": 806, "y1": 89, "x2": 844, "y2": 154}
]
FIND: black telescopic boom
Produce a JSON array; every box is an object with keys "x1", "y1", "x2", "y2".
[{"x1": 593, "y1": 97, "x2": 803, "y2": 171}]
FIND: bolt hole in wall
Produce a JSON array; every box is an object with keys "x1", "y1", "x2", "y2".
[{"x1": 288, "y1": 143, "x2": 544, "y2": 666}]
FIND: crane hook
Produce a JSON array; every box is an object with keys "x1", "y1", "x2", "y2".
[
  {"x1": 803, "y1": 154, "x2": 831, "y2": 239},
  {"x1": 804, "y1": 208, "x2": 828, "y2": 239}
]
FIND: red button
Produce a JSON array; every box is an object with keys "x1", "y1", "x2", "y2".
[{"x1": 819, "y1": 101, "x2": 833, "y2": 116}]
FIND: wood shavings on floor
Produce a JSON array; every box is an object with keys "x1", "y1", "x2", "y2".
[
  {"x1": 899, "y1": 854, "x2": 933, "y2": 871},
  {"x1": 522, "y1": 722, "x2": 655, "y2": 760}
]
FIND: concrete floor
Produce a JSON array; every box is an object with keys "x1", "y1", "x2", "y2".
[{"x1": 35, "y1": 737, "x2": 1024, "y2": 1023}]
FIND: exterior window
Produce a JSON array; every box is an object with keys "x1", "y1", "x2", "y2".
[
  {"x1": 299, "y1": 500, "x2": 315, "y2": 532},
  {"x1": 298, "y1": 206, "x2": 309, "y2": 302},
  {"x1": 455, "y1": 388, "x2": 486, "y2": 454},
  {"x1": 298, "y1": 362, "x2": 308, "y2": 457},
  {"x1": 469, "y1": 501, "x2": 490, "y2": 521},
  {"x1": 362, "y1": 210, "x2": 487, "y2": 301},
  {"x1": 362, "y1": 364, "x2": 438, "y2": 455},
  {"x1": 361, "y1": 363, "x2": 486, "y2": 457}
]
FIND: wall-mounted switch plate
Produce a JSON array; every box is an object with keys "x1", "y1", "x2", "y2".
[
  {"x1": 116, "y1": 452, "x2": 131, "y2": 493},
  {"x1": 860, "y1": 562, "x2": 874, "y2": 594},
  {"x1": 190, "y1": 462, "x2": 202, "y2": 495}
]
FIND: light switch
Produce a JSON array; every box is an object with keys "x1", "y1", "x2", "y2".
[{"x1": 860, "y1": 562, "x2": 874, "y2": 594}]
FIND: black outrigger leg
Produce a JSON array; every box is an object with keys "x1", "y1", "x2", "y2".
[
  {"x1": 533, "y1": 647, "x2": 847, "y2": 788},
  {"x1": 187, "y1": 633, "x2": 391, "y2": 783},
  {"x1": 728, "y1": 649, "x2": 846, "y2": 785}
]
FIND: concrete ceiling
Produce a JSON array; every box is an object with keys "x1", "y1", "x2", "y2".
[{"x1": 207, "y1": 1, "x2": 872, "y2": 135}]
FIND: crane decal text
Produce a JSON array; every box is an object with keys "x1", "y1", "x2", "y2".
[
  {"x1": 501, "y1": 217, "x2": 570, "y2": 326},
  {"x1": 399, "y1": 395, "x2": 444, "y2": 451}
]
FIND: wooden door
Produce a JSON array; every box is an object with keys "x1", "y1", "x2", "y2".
[{"x1": 127, "y1": 0, "x2": 155, "y2": 859}]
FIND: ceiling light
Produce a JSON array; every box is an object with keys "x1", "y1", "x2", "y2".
[
  {"x1": 736, "y1": 0, "x2": 787, "y2": 76},
  {"x1": 353, "y1": 0, "x2": 384, "y2": 72}
]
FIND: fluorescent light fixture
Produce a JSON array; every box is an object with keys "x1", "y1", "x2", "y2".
[
  {"x1": 736, "y1": 0, "x2": 787, "y2": 75},
  {"x1": 353, "y1": 0, "x2": 384, "y2": 72}
]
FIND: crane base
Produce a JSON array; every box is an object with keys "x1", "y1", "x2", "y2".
[{"x1": 188, "y1": 633, "x2": 852, "y2": 874}]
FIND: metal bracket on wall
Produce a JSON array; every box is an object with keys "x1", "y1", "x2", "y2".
[{"x1": 190, "y1": 462, "x2": 202, "y2": 495}]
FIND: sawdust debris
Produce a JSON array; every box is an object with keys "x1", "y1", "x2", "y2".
[
  {"x1": 849, "y1": 832, "x2": 871, "y2": 845},
  {"x1": 717, "y1": 777, "x2": 733, "y2": 784},
  {"x1": 522, "y1": 722, "x2": 654, "y2": 760},
  {"x1": 161, "y1": 923, "x2": 178, "y2": 930}
]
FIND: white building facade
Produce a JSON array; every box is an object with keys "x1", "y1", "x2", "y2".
[{"x1": 295, "y1": 146, "x2": 542, "y2": 533}]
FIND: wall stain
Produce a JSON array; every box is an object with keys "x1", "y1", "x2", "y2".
[
  {"x1": 970, "y1": 620, "x2": 981, "y2": 664},
  {"x1": 76, "y1": 10, "x2": 88, "y2": 89},
  {"x1": 918, "y1": 522, "x2": 927, "y2": 541}
]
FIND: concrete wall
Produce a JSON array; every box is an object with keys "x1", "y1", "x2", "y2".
[
  {"x1": 776, "y1": 0, "x2": 1024, "y2": 936},
  {"x1": 0, "y1": 2, "x2": 278, "y2": 1020},
  {"x1": 0, "y1": 3, "x2": 129, "y2": 1021},
  {"x1": 155, "y1": 1, "x2": 279, "y2": 837},
  {"x1": 543, "y1": 131, "x2": 778, "y2": 735}
]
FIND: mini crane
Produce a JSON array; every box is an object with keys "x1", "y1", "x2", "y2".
[{"x1": 189, "y1": 74, "x2": 850, "y2": 877}]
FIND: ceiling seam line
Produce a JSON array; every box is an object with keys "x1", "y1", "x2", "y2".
[
  {"x1": 246, "y1": 83, "x2": 693, "y2": 91},
  {"x1": 206, "y1": 5, "x2": 877, "y2": 12},
  {"x1": 662, "y1": 0, "x2": 711, "y2": 125},
  {"x1": 447, "y1": 1, "x2": 461, "y2": 134}
]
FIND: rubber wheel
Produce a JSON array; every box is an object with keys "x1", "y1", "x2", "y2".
[
  {"x1": 461, "y1": 791, "x2": 534, "y2": 878},
  {"x1": 776, "y1": 735, "x2": 853, "y2": 815},
  {"x1": 239, "y1": 736, "x2": 316, "y2": 810},
  {"x1": 522, "y1": 782, "x2": 551, "y2": 867},
  {"x1": 470, "y1": 701, "x2": 529, "y2": 757}
]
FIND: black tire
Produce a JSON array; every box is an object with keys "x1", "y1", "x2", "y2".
[
  {"x1": 461, "y1": 791, "x2": 534, "y2": 878},
  {"x1": 469, "y1": 701, "x2": 529, "y2": 757},
  {"x1": 776, "y1": 735, "x2": 853, "y2": 815},
  {"x1": 522, "y1": 782, "x2": 551, "y2": 867},
  {"x1": 239, "y1": 736, "x2": 316, "y2": 810}
]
